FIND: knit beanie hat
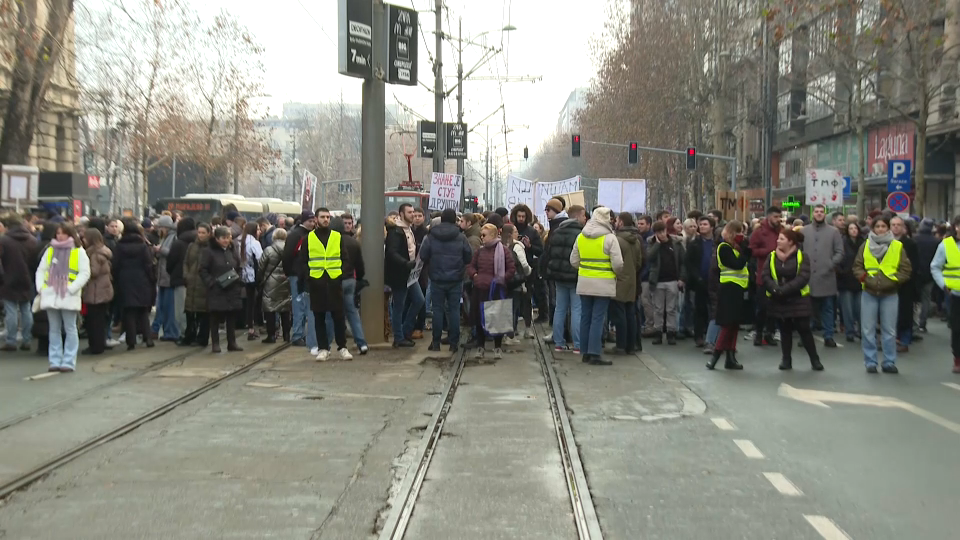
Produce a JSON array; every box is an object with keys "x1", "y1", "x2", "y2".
[{"x1": 545, "y1": 197, "x2": 565, "y2": 213}]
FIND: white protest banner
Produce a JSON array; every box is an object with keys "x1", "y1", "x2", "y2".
[
  {"x1": 506, "y1": 174, "x2": 534, "y2": 211},
  {"x1": 597, "y1": 179, "x2": 647, "y2": 215},
  {"x1": 534, "y1": 176, "x2": 580, "y2": 224},
  {"x1": 805, "y1": 168, "x2": 844, "y2": 207},
  {"x1": 428, "y1": 172, "x2": 463, "y2": 211},
  {"x1": 300, "y1": 170, "x2": 317, "y2": 211}
]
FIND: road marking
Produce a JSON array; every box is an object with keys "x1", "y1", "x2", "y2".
[
  {"x1": 804, "y1": 515, "x2": 852, "y2": 540},
  {"x1": 733, "y1": 439, "x2": 765, "y2": 459},
  {"x1": 711, "y1": 417, "x2": 737, "y2": 431},
  {"x1": 762, "y1": 472, "x2": 803, "y2": 496},
  {"x1": 779, "y1": 383, "x2": 960, "y2": 435},
  {"x1": 943, "y1": 382, "x2": 960, "y2": 393}
]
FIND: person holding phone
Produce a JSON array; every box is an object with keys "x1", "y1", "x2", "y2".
[
  {"x1": 646, "y1": 221, "x2": 686, "y2": 345},
  {"x1": 708, "y1": 220, "x2": 751, "y2": 370}
]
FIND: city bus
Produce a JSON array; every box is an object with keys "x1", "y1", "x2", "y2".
[{"x1": 155, "y1": 194, "x2": 265, "y2": 222}]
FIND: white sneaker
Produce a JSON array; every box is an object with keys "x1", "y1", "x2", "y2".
[
  {"x1": 339, "y1": 348, "x2": 353, "y2": 360},
  {"x1": 494, "y1": 348, "x2": 503, "y2": 359},
  {"x1": 474, "y1": 347, "x2": 485, "y2": 359},
  {"x1": 316, "y1": 349, "x2": 330, "y2": 362},
  {"x1": 118, "y1": 332, "x2": 126, "y2": 342},
  {"x1": 524, "y1": 328, "x2": 535, "y2": 339},
  {"x1": 774, "y1": 330, "x2": 781, "y2": 341},
  {"x1": 106, "y1": 338, "x2": 121, "y2": 347},
  {"x1": 359, "y1": 345, "x2": 369, "y2": 355},
  {"x1": 310, "y1": 347, "x2": 320, "y2": 356},
  {"x1": 503, "y1": 336, "x2": 521, "y2": 346},
  {"x1": 743, "y1": 330, "x2": 756, "y2": 341},
  {"x1": 544, "y1": 332, "x2": 554, "y2": 344}
]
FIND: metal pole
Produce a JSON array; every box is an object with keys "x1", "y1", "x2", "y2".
[
  {"x1": 761, "y1": 17, "x2": 773, "y2": 207},
  {"x1": 360, "y1": 0, "x2": 387, "y2": 344},
  {"x1": 456, "y1": 18, "x2": 464, "y2": 177},
  {"x1": 432, "y1": 0, "x2": 444, "y2": 174},
  {"x1": 485, "y1": 125, "x2": 490, "y2": 209},
  {"x1": 172, "y1": 154, "x2": 177, "y2": 197},
  {"x1": 112, "y1": 126, "x2": 126, "y2": 214}
]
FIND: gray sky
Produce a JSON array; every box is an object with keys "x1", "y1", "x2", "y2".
[{"x1": 190, "y1": 0, "x2": 620, "y2": 172}]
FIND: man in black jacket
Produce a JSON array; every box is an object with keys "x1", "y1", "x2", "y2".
[
  {"x1": 385, "y1": 204, "x2": 422, "y2": 347},
  {"x1": 915, "y1": 218, "x2": 939, "y2": 332},
  {"x1": 282, "y1": 211, "x2": 317, "y2": 348},
  {"x1": 319, "y1": 217, "x2": 368, "y2": 355},
  {"x1": 684, "y1": 216, "x2": 715, "y2": 347},
  {"x1": 510, "y1": 203, "x2": 546, "y2": 326},
  {"x1": 166, "y1": 217, "x2": 197, "y2": 345},
  {"x1": 542, "y1": 205, "x2": 586, "y2": 352},
  {"x1": 420, "y1": 208, "x2": 472, "y2": 352},
  {"x1": 0, "y1": 215, "x2": 39, "y2": 351}
]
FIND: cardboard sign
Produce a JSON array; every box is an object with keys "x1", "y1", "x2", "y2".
[
  {"x1": 715, "y1": 189, "x2": 766, "y2": 221},
  {"x1": 428, "y1": 172, "x2": 462, "y2": 211}
]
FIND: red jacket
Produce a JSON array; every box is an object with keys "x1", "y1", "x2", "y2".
[
  {"x1": 748, "y1": 219, "x2": 781, "y2": 284},
  {"x1": 467, "y1": 242, "x2": 516, "y2": 291}
]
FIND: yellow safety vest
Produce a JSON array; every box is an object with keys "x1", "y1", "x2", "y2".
[
  {"x1": 717, "y1": 242, "x2": 748, "y2": 288},
  {"x1": 43, "y1": 247, "x2": 80, "y2": 286},
  {"x1": 942, "y1": 237, "x2": 960, "y2": 290},
  {"x1": 861, "y1": 238, "x2": 902, "y2": 288},
  {"x1": 766, "y1": 250, "x2": 810, "y2": 297},
  {"x1": 576, "y1": 234, "x2": 615, "y2": 280},
  {"x1": 307, "y1": 230, "x2": 342, "y2": 279}
]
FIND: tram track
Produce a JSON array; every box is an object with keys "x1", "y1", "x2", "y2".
[
  {"x1": 377, "y1": 329, "x2": 603, "y2": 540},
  {"x1": 0, "y1": 343, "x2": 290, "y2": 501}
]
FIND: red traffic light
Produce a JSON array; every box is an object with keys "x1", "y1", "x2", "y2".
[
  {"x1": 574, "y1": 135, "x2": 580, "y2": 143},
  {"x1": 631, "y1": 143, "x2": 638, "y2": 149},
  {"x1": 687, "y1": 147, "x2": 695, "y2": 156}
]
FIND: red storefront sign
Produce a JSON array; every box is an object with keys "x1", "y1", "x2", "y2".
[{"x1": 868, "y1": 122, "x2": 914, "y2": 177}]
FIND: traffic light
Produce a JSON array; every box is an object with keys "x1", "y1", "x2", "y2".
[
  {"x1": 572, "y1": 134, "x2": 581, "y2": 157},
  {"x1": 523, "y1": 146, "x2": 528, "y2": 160},
  {"x1": 628, "y1": 142, "x2": 638, "y2": 165},
  {"x1": 686, "y1": 147, "x2": 697, "y2": 170}
]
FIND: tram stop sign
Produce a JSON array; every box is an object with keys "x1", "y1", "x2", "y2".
[{"x1": 886, "y1": 191, "x2": 910, "y2": 213}]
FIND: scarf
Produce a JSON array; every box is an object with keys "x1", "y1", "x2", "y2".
[
  {"x1": 47, "y1": 237, "x2": 76, "y2": 298},
  {"x1": 396, "y1": 219, "x2": 416, "y2": 260},
  {"x1": 485, "y1": 238, "x2": 505, "y2": 285},
  {"x1": 868, "y1": 230, "x2": 894, "y2": 260}
]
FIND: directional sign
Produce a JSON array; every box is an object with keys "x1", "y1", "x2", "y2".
[
  {"x1": 384, "y1": 4, "x2": 417, "y2": 86},
  {"x1": 446, "y1": 122, "x2": 468, "y2": 159},
  {"x1": 418, "y1": 120, "x2": 436, "y2": 158},
  {"x1": 887, "y1": 191, "x2": 910, "y2": 213},
  {"x1": 842, "y1": 176, "x2": 852, "y2": 197},
  {"x1": 886, "y1": 159, "x2": 912, "y2": 192},
  {"x1": 338, "y1": 0, "x2": 373, "y2": 79},
  {"x1": 779, "y1": 384, "x2": 960, "y2": 435}
]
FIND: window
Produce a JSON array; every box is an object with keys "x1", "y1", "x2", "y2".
[
  {"x1": 807, "y1": 13, "x2": 836, "y2": 67},
  {"x1": 777, "y1": 92, "x2": 791, "y2": 132},
  {"x1": 857, "y1": 0, "x2": 880, "y2": 35},
  {"x1": 806, "y1": 73, "x2": 836, "y2": 120},
  {"x1": 778, "y1": 37, "x2": 793, "y2": 77}
]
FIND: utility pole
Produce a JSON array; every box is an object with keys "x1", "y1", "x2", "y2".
[
  {"x1": 291, "y1": 133, "x2": 298, "y2": 203},
  {"x1": 172, "y1": 154, "x2": 177, "y2": 197},
  {"x1": 359, "y1": 0, "x2": 387, "y2": 343},
  {"x1": 457, "y1": 17, "x2": 464, "y2": 176},
  {"x1": 432, "y1": 0, "x2": 445, "y2": 174}
]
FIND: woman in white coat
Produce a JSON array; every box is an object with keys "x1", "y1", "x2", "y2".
[{"x1": 35, "y1": 222, "x2": 91, "y2": 372}]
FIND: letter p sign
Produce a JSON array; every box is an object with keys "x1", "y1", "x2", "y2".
[{"x1": 886, "y1": 159, "x2": 912, "y2": 193}]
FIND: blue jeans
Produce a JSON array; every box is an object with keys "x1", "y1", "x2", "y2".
[
  {"x1": 839, "y1": 290, "x2": 861, "y2": 339},
  {"x1": 579, "y1": 295, "x2": 610, "y2": 357},
  {"x1": 706, "y1": 319, "x2": 719, "y2": 346},
  {"x1": 812, "y1": 296, "x2": 835, "y2": 340},
  {"x1": 48, "y1": 309, "x2": 79, "y2": 370},
  {"x1": 289, "y1": 276, "x2": 317, "y2": 348},
  {"x1": 391, "y1": 282, "x2": 425, "y2": 342},
  {"x1": 4, "y1": 299, "x2": 32, "y2": 346},
  {"x1": 679, "y1": 289, "x2": 693, "y2": 333},
  {"x1": 430, "y1": 280, "x2": 462, "y2": 346},
  {"x1": 861, "y1": 292, "x2": 898, "y2": 367},
  {"x1": 323, "y1": 278, "x2": 367, "y2": 349},
  {"x1": 151, "y1": 287, "x2": 179, "y2": 340},
  {"x1": 553, "y1": 282, "x2": 581, "y2": 349}
]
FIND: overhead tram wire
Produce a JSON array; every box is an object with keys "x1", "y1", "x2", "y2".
[{"x1": 294, "y1": 0, "x2": 336, "y2": 46}]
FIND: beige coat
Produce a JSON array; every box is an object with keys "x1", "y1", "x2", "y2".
[
  {"x1": 82, "y1": 245, "x2": 114, "y2": 305},
  {"x1": 570, "y1": 219, "x2": 624, "y2": 298}
]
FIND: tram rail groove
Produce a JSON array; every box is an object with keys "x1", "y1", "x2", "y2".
[
  {"x1": 0, "y1": 346, "x2": 205, "y2": 433},
  {"x1": 0, "y1": 343, "x2": 290, "y2": 501}
]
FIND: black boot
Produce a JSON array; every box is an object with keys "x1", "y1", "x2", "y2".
[
  {"x1": 706, "y1": 349, "x2": 722, "y2": 370},
  {"x1": 666, "y1": 332, "x2": 677, "y2": 345},
  {"x1": 652, "y1": 332, "x2": 663, "y2": 345},
  {"x1": 724, "y1": 350, "x2": 743, "y2": 370},
  {"x1": 810, "y1": 356, "x2": 824, "y2": 371},
  {"x1": 778, "y1": 357, "x2": 793, "y2": 370}
]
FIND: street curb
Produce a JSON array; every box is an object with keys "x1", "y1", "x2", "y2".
[{"x1": 637, "y1": 352, "x2": 707, "y2": 418}]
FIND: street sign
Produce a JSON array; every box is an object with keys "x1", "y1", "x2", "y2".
[
  {"x1": 384, "y1": 4, "x2": 417, "y2": 86},
  {"x1": 418, "y1": 120, "x2": 436, "y2": 158},
  {"x1": 886, "y1": 159, "x2": 912, "y2": 192},
  {"x1": 337, "y1": 0, "x2": 373, "y2": 79},
  {"x1": 886, "y1": 191, "x2": 910, "y2": 213},
  {"x1": 446, "y1": 122, "x2": 468, "y2": 159},
  {"x1": 842, "y1": 176, "x2": 852, "y2": 197}
]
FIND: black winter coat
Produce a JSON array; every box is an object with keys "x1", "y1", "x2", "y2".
[
  {"x1": 761, "y1": 250, "x2": 813, "y2": 319},
  {"x1": 113, "y1": 232, "x2": 157, "y2": 308},
  {"x1": 684, "y1": 235, "x2": 715, "y2": 293},
  {"x1": 542, "y1": 219, "x2": 582, "y2": 283},
  {"x1": 200, "y1": 242, "x2": 243, "y2": 312},
  {"x1": 0, "y1": 226, "x2": 39, "y2": 303},
  {"x1": 282, "y1": 224, "x2": 311, "y2": 277},
  {"x1": 710, "y1": 241, "x2": 751, "y2": 326},
  {"x1": 515, "y1": 223, "x2": 543, "y2": 276},
  {"x1": 837, "y1": 235, "x2": 864, "y2": 292},
  {"x1": 384, "y1": 221, "x2": 414, "y2": 290},
  {"x1": 914, "y1": 231, "x2": 938, "y2": 285},
  {"x1": 166, "y1": 229, "x2": 197, "y2": 288},
  {"x1": 420, "y1": 222, "x2": 472, "y2": 282}
]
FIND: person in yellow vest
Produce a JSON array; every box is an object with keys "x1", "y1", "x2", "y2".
[
  {"x1": 297, "y1": 207, "x2": 350, "y2": 362},
  {"x1": 707, "y1": 220, "x2": 751, "y2": 370},
  {"x1": 35, "y1": 222, "x2": 91, "y2": 373},
  {"x1": 570, "y1": 207, "x2": 623, "y2": 366},
  {"x1": 853, "y1": 216, "x2": 912, "y2": 374},
  {"x1": 929, "y1": 215, "x2": 960, "y2": 373},
  {"x1": 761, "y1": 228, "x2": 823, "y2": 371}
]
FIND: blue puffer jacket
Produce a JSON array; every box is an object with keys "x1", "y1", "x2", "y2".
[{"x1": 420, "y1": 222, "x2": 472, "y2": 282}]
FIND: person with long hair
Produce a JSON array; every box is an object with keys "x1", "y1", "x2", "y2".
[
  {"x1": 466, "y1": 223, "x2": 516, "y2": 359},
  {"x1": 707, "y1": 220, "x2": 751, "y2": 370},
  {"x1": 113, "y1": 218, "x2": 156, "y2": 350},
  {"x1": 240, "y1": 221, "x2": 263, "y2": 340},
  {"x1": 501, "y1": 224, "x2": 532, "y2": 345},
  {"x1": 151, "y1": 215, "x2": 179, "y2": 341},
  {"x1": 838, "y1": 221, "x2": 864, "y2": 342},
  {"x1": 35, "y1": 223, "x2": 91, "y2": 372},
  {"x1": 762, "y1": 228, "x2": 823, "y2": 370},
  {"x1": 81, "y1": 228, "x2": 114, "y2": 355}
]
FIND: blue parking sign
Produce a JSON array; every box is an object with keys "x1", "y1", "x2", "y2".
[
  {"x1": 843, "y1": 176, "x2": 852, "y2": 197},
  {"x1": 887, "y1": 159, "x2": 912, "y2": 192}
]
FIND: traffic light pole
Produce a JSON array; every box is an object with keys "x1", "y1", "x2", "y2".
[
  {"x1": 432, "y1": 0, "x2": 445, "y2": 174},
  {"x1": 580, "y1": 139, "x2": 738, "y2": 191}
]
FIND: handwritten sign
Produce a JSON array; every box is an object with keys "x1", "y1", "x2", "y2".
[
  {"x1": 506, "y1": 174, "x2": 534, "y2": 210},
  {"x1": 428, "y1": 172, "x2": 462, "y2": 211},
  {"x1": 805, "y1": 168, "x2": 844, "y2": 207},
  {"x1": 534, "y1": 177, "x2": 580, "y2": 224}
]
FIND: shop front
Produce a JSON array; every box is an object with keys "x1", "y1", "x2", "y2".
[{"x1": 38, "y1": 172, "x2": 101, "y2": 219}]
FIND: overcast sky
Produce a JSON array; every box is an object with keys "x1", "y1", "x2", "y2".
[{"x1": 184, "y1": 0, "x2": 622, "y2": 172}]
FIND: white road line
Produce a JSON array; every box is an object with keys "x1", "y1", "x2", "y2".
[
  {"x1": 711, "y1": 417, "x2": 737, "y2": 431},
  {"x1": 762, "y1": 472, "x2": 803, "y2": 496},
  {"x1": 733, "y1": 439, "x2": 765, "y2": 459},
  {"x1": 804, "y1": 515, "x2": 852, "y2": 540},
  {"x1": 943, "y1": 382, "x2": 960, "y2": 393}
]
